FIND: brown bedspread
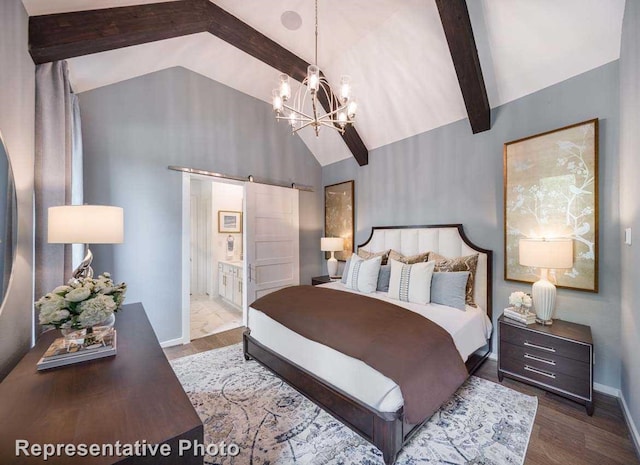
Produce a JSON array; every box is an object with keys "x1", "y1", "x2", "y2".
[{"x1": 250, "y1": 285, "x2": 468, "y2": 424}]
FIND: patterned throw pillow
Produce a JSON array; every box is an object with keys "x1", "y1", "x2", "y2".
[
  {"x1": 388, "y1": 250, "x2": 430, "y2": 264},
  {"x1": 387, "y1": 259, "x2": 435, "y2": 305},
  {"x1": 357, "y1": 249, "x2": 391, "y2": 265},
  {"x1": 344, "y1": 254, "x2": 382, "y2": 294},
  {"x1": 430, "y1": 252, "x2": 479, "y2": 307}
]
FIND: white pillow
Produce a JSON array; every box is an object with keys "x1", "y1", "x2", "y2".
[
  {"x1": 387, "y1": 259, "x2": 435, "y2": 304},
  {"x1": 344, "y1": 253, "x2": 382, "y2": 294}
]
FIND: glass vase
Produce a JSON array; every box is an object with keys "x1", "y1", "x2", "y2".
[{"x1": 61, "y1": 313, "x2": 116, "y2": 347}]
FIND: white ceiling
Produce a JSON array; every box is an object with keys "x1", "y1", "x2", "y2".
[{"x1": 22, "y1": 0, "x2": 626, "y2": 166}]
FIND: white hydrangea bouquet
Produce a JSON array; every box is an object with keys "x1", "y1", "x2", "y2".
[
  {"x1": 508, "y1": 291, "x2": 532, "y2": 311},
  {"x1": 36, "y1": 273, "x2": 127, "y2": 330}
]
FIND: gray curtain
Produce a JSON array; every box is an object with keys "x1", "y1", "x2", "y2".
[
  {"x1": 34, "y1": 61, "x2": 83, "y2": 314},
  {"x1": 71, "y1": 94, "x2": 84, "y2": 267}
]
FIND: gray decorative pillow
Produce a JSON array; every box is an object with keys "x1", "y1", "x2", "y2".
[
  {"x1": 357, "y1": 249, "x2": 390, "y2": 265},
  {"x1": 430, "y1": 252, "x2": 479, "y2": 307},
  {"x1": 388, "y1": 250, "x2": 430, "y2": 264},
  {"x1": 430, "y1": 272, "x2": 470, "y2": 310},
  {"x1": 376, "y1": 264, "x2": 391, "y2": 292},
  {"x1": 341, "y1": 256, "x2": 352, "y2": 284}
]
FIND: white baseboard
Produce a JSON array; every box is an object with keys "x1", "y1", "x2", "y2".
[
  {"x1": 160, "y1": 337, "x2": 184, "y2": 348},
  {"x1": 620, "y1": 391, "x2": 640, "y2": 457},
  {"x1": 594, "y1": 382, "x2": 620, "y2": 397},
  {"x1": 488, "y1": 351, "x2": 497, "y2": 361}
]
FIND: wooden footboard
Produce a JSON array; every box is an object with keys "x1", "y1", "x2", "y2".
[
  {"x1": 244, "y1": 332, "x2": 405, "y2": 464},
  {"x1": 243, "y1": 331, "x2": 490, "y2": 464}
]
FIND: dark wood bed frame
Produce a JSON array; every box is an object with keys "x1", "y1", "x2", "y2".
[{"x1": 244, "y1": 224, "x2": 493, "y2": 465}]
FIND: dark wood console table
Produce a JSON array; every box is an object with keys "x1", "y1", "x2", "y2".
[{"x1": 0, "y1": 303, "x2": 203, "y2": 464}]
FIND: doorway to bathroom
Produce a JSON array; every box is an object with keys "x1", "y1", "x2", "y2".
[{"x1": 189, "y1": 177, "x2": 244, "y2": 340}]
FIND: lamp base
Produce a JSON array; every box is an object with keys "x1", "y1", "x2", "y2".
[
  {"x1": 532, "y1": 272, "x2": 556, "y2": 326},
  {"x1": 72, "y1": 246, "x2": 94, "y2": 280},
  {"x1": 327, "y1": 256, "x2": 338, "y2": 278}
]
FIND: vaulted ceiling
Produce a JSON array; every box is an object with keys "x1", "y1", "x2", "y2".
[{"x1": 22, "y1": 0, "x2": 625, "y2": 166}]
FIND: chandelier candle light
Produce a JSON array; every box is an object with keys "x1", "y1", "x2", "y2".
[
  {"x1": 519, "y1": 238, "x2": 573, "y2": 325},
  {"x1": 272, "y1": 0, "x2": 357, "y2": 136}
]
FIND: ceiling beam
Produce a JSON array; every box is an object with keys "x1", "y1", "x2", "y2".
[
  {"x1": 435, "y1": 0, "x2": 490, "y2": 134},
  {"x1": 28, "y1": 0, "x2": 210, "y2": 64},
  {"x1": 29, "y1": 0, "x2": 368, "y2": 166}
]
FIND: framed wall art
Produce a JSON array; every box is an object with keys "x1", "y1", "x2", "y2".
[
  {"x1": 324, "y1": 180, "x2": 354, "y2": 261},
  {"x1": 504, "y1": 118, "x2": 599, "y2": 292},
  {"x1": 218, "y1": 210, "x2": 242, "y2": 233}
]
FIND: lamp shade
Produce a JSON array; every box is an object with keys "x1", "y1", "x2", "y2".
[
  {"x1": 48, "y1": 205, "x2": 124, "y2": 244},
  {"x1": 519, "y1": 238, "x2": 573, "y2": 269},
  {"x1": 321, "y1": 237, "x2": 344, "y2": 252}
]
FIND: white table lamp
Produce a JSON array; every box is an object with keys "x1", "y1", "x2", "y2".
[
  {"x1": 321, "y1": 237, "x2": 344, "y2": 278},
  {"x1": 48, "y1": 205, "x2": 124, "y2": 279},
  {"x1": 519, "y1": 238, "x2": 573, "y2": 325}
]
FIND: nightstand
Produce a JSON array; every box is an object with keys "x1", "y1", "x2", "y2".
[
  {"x1": 498, "y1": 315, "x2": 594, "y2": 415},
  {"x1": 311, "y1": 275, "x2": 334, "y2": 286}
]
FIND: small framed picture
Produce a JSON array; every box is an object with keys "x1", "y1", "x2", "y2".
[{"x1": 218, "y1": 211, "x2": 242, "y2": 233}]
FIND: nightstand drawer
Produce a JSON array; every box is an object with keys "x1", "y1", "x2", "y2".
[
  {"x1": 500, "y1": 322, "x2": 590, "y2": 363},
  {"x1": 500, "y1": 341, "x2": 590, "y2": 380},
  {"x1": 500, "y1": 352, "x2": 591, "y2": 399}
]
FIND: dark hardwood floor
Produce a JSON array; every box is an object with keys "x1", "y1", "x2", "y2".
[
  {"x1": 164, "y1": 327, "x2": 245, "y2": 361},
  {"x1": 165, "y1": 328, "x2": 640, "y2": 465}
]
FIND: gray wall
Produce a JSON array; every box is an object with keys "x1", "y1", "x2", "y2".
[
  {"x1": 619, "y1": 0, "x2": 640, "y2": 441},
  {"x1": 0, "y1": 0, "x2": 35, "y2": 379},
  {"x1": 80, "y1": 67, "x2": 323, "y2": 343},
  {"x1": 323, "y1": 62, "x2": 621, "y2": 388}
]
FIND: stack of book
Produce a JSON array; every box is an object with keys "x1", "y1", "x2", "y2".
[
  {"x1": 503, "y1": 307, "x2": 536, "y2": 325},
  {"x1": 37, "y1": 329, "x2": 117, "y2": 371}
]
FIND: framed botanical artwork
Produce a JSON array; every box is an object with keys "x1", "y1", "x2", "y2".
[
  {"x1": 324, "y1": 180, "x2": 354, "y2": 262},
  {"x1": 504, "y1": 119, "x2": 599, "y2": 292},
  {"x1": 218, "y1": 210, "x2": 242, "y2": 233}
]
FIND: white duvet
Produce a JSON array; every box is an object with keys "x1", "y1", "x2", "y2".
[{"x1": 248, "y1": 281, "x2": 492, "y2": 413}]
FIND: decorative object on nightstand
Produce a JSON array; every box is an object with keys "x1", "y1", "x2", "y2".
[
  {"x1": 321, "y1": 237, "x2": 344, "y2": 278},
  {"x1": 519, "y1": 238, "x2": 573, "y2": 325},
  {"x1": 504, "y1": 291, "x2": 535, "y2": 324},
  {"x1": 311, "y1": 275, "x2": 333, "y2": 286},
  {"x1": 498, "y1": 315, "x2": 594, "y2": 415},
  {"x1": 48, "y1": 205, "x2": 124, "y2": 279},
  {"x1": 503, "y1": 307, "x2": 536, "y2": 325}
]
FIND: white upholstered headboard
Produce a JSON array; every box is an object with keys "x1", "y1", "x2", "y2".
[{"x1": 358, "y1": 225, "x2": 493, "y2": 319}]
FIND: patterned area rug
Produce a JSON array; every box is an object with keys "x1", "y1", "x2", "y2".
[{"x1": 171, "y1": 344, "x2": 537, "y2": 465}]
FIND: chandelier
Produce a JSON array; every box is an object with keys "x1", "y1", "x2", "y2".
[{"x1": 272, "y1": 0, "x2": 357, "y2": 136}]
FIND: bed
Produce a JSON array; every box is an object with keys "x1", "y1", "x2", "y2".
[{"x1": 243, "y1": 224, "x2": 493, "y2": 464}]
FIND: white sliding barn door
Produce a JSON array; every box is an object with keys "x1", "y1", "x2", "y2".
[{"x1": 245, "y1": 183, "x2": 299, "y2": 314}]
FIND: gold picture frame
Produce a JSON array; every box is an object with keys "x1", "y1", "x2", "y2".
[
  {"x1": 504, "y1": 119, "x2": 599, "y2": 292},
  {"x1": 218, "y1": 210, "x2": 242, "y2": 233},
  {"x1": 324, "y1": 180, "x2": 354, "y2": 262}
]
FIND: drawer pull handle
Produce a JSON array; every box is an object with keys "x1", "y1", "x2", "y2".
[
  {"x1": 524, "y1": 353, "x2": 556, "y2": 366},
  {"x1": 523, "y1": 341, "x2": 556, "y2": 353},
  {"x1": 524, "y1": 365, "x2": 556, "y2": 379}
]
